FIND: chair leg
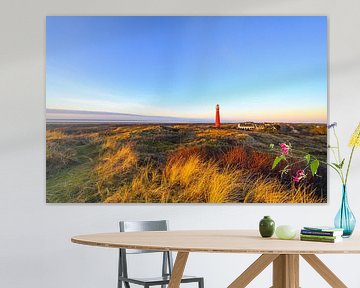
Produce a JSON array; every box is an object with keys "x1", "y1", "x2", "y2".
[
  {"x1": 198, "y1": 278, "x2": 204, "y2": 288},
  {"x1": 118, "y1": 250, "x2": 122, "y2": 288},
  {"x1": 161, "y1": 252, "x2": 168, "y2": 288}
]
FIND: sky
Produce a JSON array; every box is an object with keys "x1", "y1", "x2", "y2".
[{"x1": 46, "y1": 16, "x2": 327, "y2": 123}]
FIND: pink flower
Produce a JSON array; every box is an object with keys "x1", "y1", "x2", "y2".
[
  {"x1": 293, "y1": 169, "x2": 305, "y2": 183},
  {"x1": 279, "y1": 143, "x2": 290, "y2": 155}
]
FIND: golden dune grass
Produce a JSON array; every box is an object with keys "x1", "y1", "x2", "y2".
[
  {"x1": 165, "y1": 155, "x2": 241, "y2": 202},
  {"x1": 104, "y1": 147, "x2": 323, "y2": 203},
  {"x1": 243, "y1": 177, "x2": 322, "y2": 203},
  {"x1": 46, "y1": 130, "x2": 68, "y2": 141},
  {"x1": 196, "y1": 128, "x2": 247, "y2": 138},
  {"x1": 105, "y1": 154, "x2": 242, "y2": 203},
  {"x1": 47, "y1": 124, "x2": 326, "y2": 203},
  {"x1": 101, "y1": 126, "x2": 162, "y2": 151},
  {"x1": 105, "y1": 164, "x2": 166, "y2": 203},
  {"x1": 47, "y1": 130, "x2": 100, "y2": 141},
  {"x1": 96, "y1": 144, "x2": 138, "y2": 183},
  {"x1": 101, "y1": 135, "x2": 129, "y2": 151},
  {"x1": 46, "y1": 141, "x2": 77, "y2": 170}
]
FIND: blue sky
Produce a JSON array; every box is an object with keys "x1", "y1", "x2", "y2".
[{"x1": 46, "y1": 16, "x2": 327, "y2": 123}]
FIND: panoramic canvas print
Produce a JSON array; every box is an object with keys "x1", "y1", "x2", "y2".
[{"x1": 46, "y1": 16, "x2": 327, "y2": 203}]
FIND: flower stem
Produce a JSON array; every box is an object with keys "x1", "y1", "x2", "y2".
[
  {"x1": 333, "y1": 127, "x2": 342, "y2": 164},
  {"x1": 345, "y1": 145, "x2": 356, "y2": 185},
  {"x1": 333, "y1": 127, "x2": 346, "y2": 182},
  {"x1": 345, "y1": 129, "x2": 360, "y2": 185},
  {"x1": 330, "y1": 147, "x2": 339, "y2": 164},
  {"x1": 319, "y1": 160, "x2": 344, "y2": 183}
]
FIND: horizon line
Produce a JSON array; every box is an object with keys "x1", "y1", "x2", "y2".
[{"x1": 46, "y1": 108, "x2": 327, "y2": 124}]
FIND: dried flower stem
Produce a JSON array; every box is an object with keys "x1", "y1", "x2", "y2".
[
  {"x1": 331, "y1": 127, "x2": 345, "y2": 184},
  {"x1": 345, "y1": 127, "x2": 360, "y2": 185}
]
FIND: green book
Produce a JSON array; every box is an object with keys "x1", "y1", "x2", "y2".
[
  {"x1": 300, "y1": 236, "x2": 342, "y2": 243},
  {"x1": 303, "y1": 226, "x2": 344, "y2": 233},
  {"x1": 300, "y1": 234, "x2": 339, "y2": 240}
]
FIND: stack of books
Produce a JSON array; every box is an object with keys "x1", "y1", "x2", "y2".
[{"x1": 300, "y1": 226, "x2": 344, "y2": 243}]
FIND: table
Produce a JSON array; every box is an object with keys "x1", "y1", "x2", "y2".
[{"x1": 71, "y1": 230, "x2": 360, "y2": 288}]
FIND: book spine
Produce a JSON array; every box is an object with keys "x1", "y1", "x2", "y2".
[
  {"x1": 300, "y1": 237, "x2": 336, "y2": 243},
  {"x1": 301, "y1": 230, "x2": 335, "y2": 236},
  {"x1": 300, "y1": 234, "x2": 337, "y2": 240}
]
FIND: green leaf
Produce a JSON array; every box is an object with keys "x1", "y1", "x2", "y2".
[
  {"x1": 332, "y1": 159, "x2": 345, "y2": 169},
  {"x1": 332, "y1": 162, "x2": 341, "y2": 169},
  {"x1": 272, "y1": 156, "x2": 282, "y2": 169},
  {"x1": 310, "y1": 159, "x2": 320, "y2": 176},
  {"x1": 339, "y1": 159, "x2": 345, "y2": 169},
  {"x1": 269, "y1": 144, "x2": 274, "y2": 149},
  {"x1": 304, "y1": 154, "x2": 311, "y2": 164}
]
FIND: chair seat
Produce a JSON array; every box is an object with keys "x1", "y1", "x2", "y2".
[{"x1": 119, "y1": 274, "x2": 203, "y2": 286}]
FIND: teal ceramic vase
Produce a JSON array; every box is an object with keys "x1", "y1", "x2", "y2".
[
  {"x1": 259, "y1": 216, "x2": 275, "y2": 238},
  {"x1": 334, "y1": 185, "x2": 356, "y2": 238}
]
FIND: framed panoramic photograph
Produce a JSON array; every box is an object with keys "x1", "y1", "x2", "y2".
[{"x1": 46, "y1": 16, "x2": 328, "y2": 203}]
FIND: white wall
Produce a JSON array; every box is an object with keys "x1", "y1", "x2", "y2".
[{"x1": 1, "y1": 0, "x2": 360, "y2": 287}]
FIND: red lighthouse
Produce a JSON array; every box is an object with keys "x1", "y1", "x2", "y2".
[{"x1": 215, "y1": 104, "x2": 221, "y2": 128}]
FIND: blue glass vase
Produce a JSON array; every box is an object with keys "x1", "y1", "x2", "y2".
[{"x1": 334, "y1": 185, "x2": 356, "y2": 237}]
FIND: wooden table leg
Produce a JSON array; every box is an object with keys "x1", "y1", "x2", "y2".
[
  {"x1": 228, "y1": 254, "x2": 279, "y2": 288},
  {"x1": 168, "y1": 252, "x2": 189, "y2": 288},
  {"x1": 288, "y1": 254, "x2": 299, "y2": 288},
  {"x1": 273, "y1": 254, "x2": 286, "y2": 287},
  {"x1": 301, "y1": 254, "x2": 347, "y2": 288},
  {"x1": 272, "y1": 254, "x2": 299, "y2": 288},
  {"x1": 229, "y1": 253, "x2": 347, "y2": 288}
]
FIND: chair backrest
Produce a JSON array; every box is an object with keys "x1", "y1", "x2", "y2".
[
  {"x1": 118, "y1": 220, "x2": 174, "y2": 282},
  {"x1": 119, "y1": 220, "x2": 169, "y2": 254}
]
